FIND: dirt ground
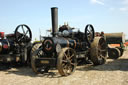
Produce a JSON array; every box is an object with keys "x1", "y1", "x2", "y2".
[{"x1": 0, "y1": 50, "x2": 128, "y2": 85}]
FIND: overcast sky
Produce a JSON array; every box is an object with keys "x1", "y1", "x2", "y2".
[{"x1": 0, "y1": 0, "x2": 128, "y2": 40}]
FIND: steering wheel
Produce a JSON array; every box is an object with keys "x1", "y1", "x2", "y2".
[
  {"x1": 85, "y1": 24, "x2": 95, "y2": 45},
  {"x1": 15, "y1": 24, "x2": 32, "y2": 44}
]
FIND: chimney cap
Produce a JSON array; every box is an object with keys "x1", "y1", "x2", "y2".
[{"x1": 51, "y1": 7, "x2": 58, "y2": 9}]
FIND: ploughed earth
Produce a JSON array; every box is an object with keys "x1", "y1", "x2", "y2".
[{"x1": 0, "y1": 49, "x2": 128, "y2": 85}]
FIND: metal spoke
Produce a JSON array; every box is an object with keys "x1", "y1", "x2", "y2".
[
  {"x1": 67, "y1": 49, "x2": 70, "y2": 57},
  {"x1": 62, "y1": 60, "x2": 68, "y2": 63},
  {"x1": 18, "y1": 39, "x2": 21, "y2": 42},
  {"x1": 25, "y1": 30, "x2": 29, "y2": 36},
  {"x1": 22, "y1": 25, "x2": 25, "y2": 34},
  {"x1": 87, "y1": 29, "x2": 91, "y2": 34},
  {"x1": 69, "y1": 54, "x2": 74, "y2": 60},
  {"x1": 18, "y1": 36, "x2": 23, "y2": 42},
  {"x1": 70, "y1": 62, "x2": 76, "y2": 66},
  {"x1": 20, "y1": 28, "x2": 27, "y2": 41},
  {"x1": 63, "y1": 64, "x2": 68, "y2": 73},
  {"x1": 64, "y1": 53, "x2": 68, "y2": 60}
]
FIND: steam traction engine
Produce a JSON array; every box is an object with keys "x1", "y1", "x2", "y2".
[
  {"x1": 31, "y1": 7, "x2": 107, "y2": 76},
  {"x1": 0, "y1": 24, "x2": 32, "y2": 66}
]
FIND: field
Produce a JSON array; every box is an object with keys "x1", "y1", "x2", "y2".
[{"x1": 0, "y1": 50, "x2": 128, "y2": 85}]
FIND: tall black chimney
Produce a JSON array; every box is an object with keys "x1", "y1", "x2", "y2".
[{"x1": 51, "y1": 7, "x2": 58, "y2": 37}]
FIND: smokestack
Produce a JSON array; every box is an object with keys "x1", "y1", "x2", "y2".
[{"x1": 51, "y1": 7, "x2": 58, "y2": 37}]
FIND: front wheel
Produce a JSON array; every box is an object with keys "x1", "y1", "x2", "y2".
[{"x1": 57, "y1": 47, "x2": 77, "y2": 76}]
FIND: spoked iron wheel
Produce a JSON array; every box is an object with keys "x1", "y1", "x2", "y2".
[
  {"x1": 15, "y1": 24, "x2": 32, "y2": 44},
  {"x1": 90, "y1": 37, "x2": 107, "y2": 65},
  {"x1": 57, "y1": 47, "x2": 77, "y2": 76},
  {"x1": 85, "y1": 24, "x2": 95, "y2": 45},
  {"x1": 31, "y1": 48, "x2": 49, "y2": 74}
]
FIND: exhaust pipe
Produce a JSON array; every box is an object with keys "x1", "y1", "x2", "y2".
[{"x1": 51, "y1": 7, "x2": 58, "y2": 37}]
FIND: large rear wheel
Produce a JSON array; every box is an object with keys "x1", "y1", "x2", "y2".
[
  {"x1": 90, "y1": 37, "x2": 107, "y2": 65},
  {"x1": 28, "y1": 42, "x2": 42, "y2": 66},
  {"x1": 31, "y1": 43, "x2": 49, "y2": 74}
]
